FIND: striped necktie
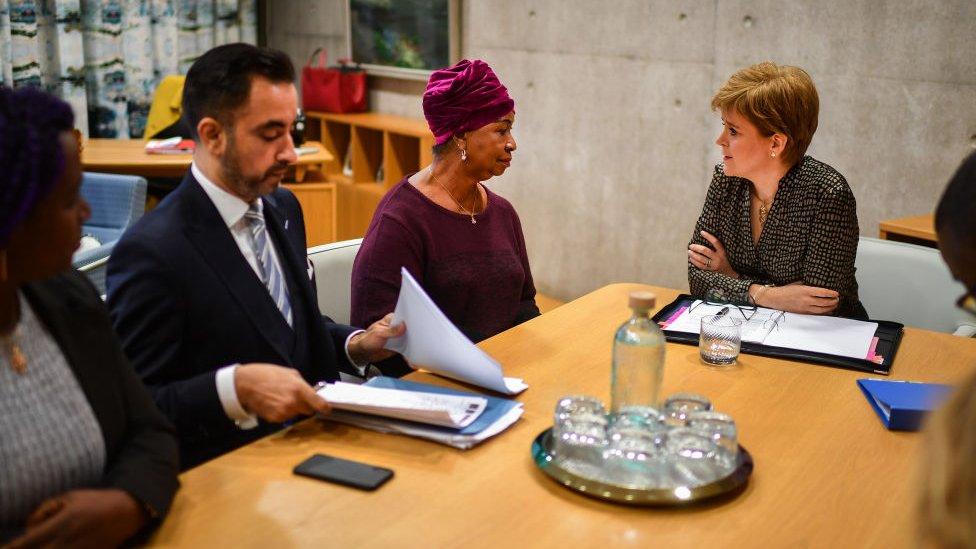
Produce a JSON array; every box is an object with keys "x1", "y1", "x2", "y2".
[{"x1": 244, "y1": 203, "x2": 293, "y2": 327}]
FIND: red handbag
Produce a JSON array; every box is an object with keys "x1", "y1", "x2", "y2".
[{"x1": 301, "y1": 49, "x2": 368, "y2": 113}]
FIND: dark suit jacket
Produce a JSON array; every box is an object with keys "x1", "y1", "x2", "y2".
[
  {"x1": 106, "y1": 173, "x2": 356, "y2": 469},
  {"x1": 19, "y1": 270, "x2": 179, "y2": 536}
]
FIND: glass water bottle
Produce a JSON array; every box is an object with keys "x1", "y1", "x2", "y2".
[{"x1": 610, "y1": 291, "x2": 666, "y2": 417}]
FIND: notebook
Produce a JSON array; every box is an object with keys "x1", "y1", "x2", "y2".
[{"x1": 653, "y1": 295, "x2": 904, "y2": 374}]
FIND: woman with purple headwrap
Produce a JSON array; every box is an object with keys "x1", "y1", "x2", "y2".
[
  {"x1": 0, "y1": 87, "x2": 178, "y2": 546},
  {"x1": 351, "y1": 59, "x2": 539, "y2": 345}
]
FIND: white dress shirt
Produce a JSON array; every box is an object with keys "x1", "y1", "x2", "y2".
[{"x1": 192, "y1": 163, "x2": 366, "y2": 429}]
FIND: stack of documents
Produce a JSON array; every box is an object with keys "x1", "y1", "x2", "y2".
[
  {"x1": 383, "y1": 267, "x2": 528, "y2": 395},
  {"x1": 664, "y1": 300, "x2": 879, "y2": 360},
  {"x1": 319, "y1": 381, "x2": 487, "y2": 429},
  {"x1": 144, "y1": 136, "x2": 195, "y2": 154},
  {"x1": 320, "y1": 377, "x2": 523, "y2": 449}
]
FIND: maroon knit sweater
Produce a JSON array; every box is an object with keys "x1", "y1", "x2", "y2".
[{"x1": 350, "y1": 176, "x2": 539, "y2": 343}]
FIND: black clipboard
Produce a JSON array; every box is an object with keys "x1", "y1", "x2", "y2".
[{"x1": 652, "y1": 294, "x2": 903, "y2": 375}]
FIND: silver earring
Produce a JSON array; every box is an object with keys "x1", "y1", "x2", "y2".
[{"x1": 460, "y1": 149, "x2": 467, "y2": 161}]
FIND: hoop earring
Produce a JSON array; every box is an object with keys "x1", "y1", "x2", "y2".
[{"x1": 460, "y1": 148, "x2": 467, "y2": 162}]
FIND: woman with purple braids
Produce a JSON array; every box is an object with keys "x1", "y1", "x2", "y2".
[
  {"x1": 351, "y1": 59, "x2": 539, "y2": 348},
  {"x1": 0, "y1": 87, "x2": 178, "y2": 547}
]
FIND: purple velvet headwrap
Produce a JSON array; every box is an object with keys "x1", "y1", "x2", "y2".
[{"x1": 423, "y1": 59, "x2": 515, "y2": 146}]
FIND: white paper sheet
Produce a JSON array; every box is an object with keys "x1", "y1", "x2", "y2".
[
  {"x1": 664, "y1": 300, "x2": 878, "y2": 360},
  {"x1": 383, "y1": 268, "x2": 528, "y2": 395},
  {"x1": 763, "y1": 314, "x2": 878, "y2": 360},
  {"x1": 665, "y1": 300, "x2": 785, "y2": 343},
  {"x1": 319, "y1": 382, "x2": 487, "y2": 428},
  {"x1": 325, "y1": 405, "x2": 524, "y2": 450}
]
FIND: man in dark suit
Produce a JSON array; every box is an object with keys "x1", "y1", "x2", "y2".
[{"x1": 106, "y1": 44, "x2": 404, "y2": 469}]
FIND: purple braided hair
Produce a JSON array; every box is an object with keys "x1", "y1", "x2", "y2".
[{"x1": 0, "y1": 86, "x2": 75, "y2": 247}]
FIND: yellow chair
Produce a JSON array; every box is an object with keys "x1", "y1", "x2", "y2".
[{"x1": 144, "y1": 75, "x2": 186, "y2": 140}]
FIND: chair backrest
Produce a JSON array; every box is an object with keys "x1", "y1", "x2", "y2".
[
  {"x1": 855, "y1": 237, "x2": 968, "y2": 333},
  {"x1": 81, "y1": 172, "x2": 148, "y2": 242},
  {"x1": 307, "y1": 238, "x2": 363, "y2": 325},
  {"x1": 77, "y1": 255, "x2": 109, "y2": 298},
  {"x1": 144, "y1": 75, "x2": 186, "y2": 140}
]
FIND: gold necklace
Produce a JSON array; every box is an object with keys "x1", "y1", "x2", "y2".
[
  {"x1": 754, "y1": 191, "x2": 771, "y2": 228},
  {"x1": 429, "y1": 170, "x2": 480, "y2": 224},
  {"x1": 2, "y1": 327, "x2": 26, "y2": 374}
]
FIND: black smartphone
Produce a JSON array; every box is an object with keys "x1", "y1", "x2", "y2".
[{"x1": 293, "y1": 453, "x2": 394, "y2": 491}]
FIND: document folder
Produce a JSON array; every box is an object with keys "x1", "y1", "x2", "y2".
[
  {"x1": 322, "y1": 377, "x2": 524, "y2": 449},
  {"x1": 652, "y1": 294, "x2": 904, "y2": 375},
  {"x1": 857, "y1": 379, "x2": 953, "y2": 431}
]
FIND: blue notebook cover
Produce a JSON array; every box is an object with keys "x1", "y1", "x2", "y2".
[
  {"x1": 364, "y1": 377, "x2": 521, "y2": 435},
  {"x1": 857, "y1": 379, "x2": 953, "y2": 431}
]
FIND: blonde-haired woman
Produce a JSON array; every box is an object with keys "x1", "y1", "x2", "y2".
[{"x1": 687, "y1": 62, "x2": 866, "y2": 318}]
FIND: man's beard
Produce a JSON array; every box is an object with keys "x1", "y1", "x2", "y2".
[{"x1": 220, "y1": 135, "x2": 288, "y2": 201}]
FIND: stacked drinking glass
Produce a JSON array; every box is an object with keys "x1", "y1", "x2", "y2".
[{"x1": 552, "y1": 392, "x2": 739, "y2": 490}]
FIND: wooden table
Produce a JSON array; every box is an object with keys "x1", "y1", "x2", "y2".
[
  {"x1": 879, "y1": 214, "x2": 937, "y2": 247},
  {"x1": 150, "y1": 284, "x2": 976, "y2": 548},
  {"x1": 81, "y1": 139, "x2": 338, "y2": 245},
  {"x1": 81, "y1": 139, "x2": 332, "y2": 183}
]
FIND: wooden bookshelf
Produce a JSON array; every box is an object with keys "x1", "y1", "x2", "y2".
[{"x1": 304, "y1": 111, "x2": 434, "y2": 240}]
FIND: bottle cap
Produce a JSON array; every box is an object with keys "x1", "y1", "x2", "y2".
[{"x1": 628, "y1": 291, "x2": 656, "y2": 311}]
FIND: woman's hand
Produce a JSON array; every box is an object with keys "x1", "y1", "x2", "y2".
[
  {"x1": 8, "y1": 489, "x2": 147, "y2": 549},
  {"x1": 688, "y1": 231, "x2": 739, "y2": 278},
  {"x1": 754, "y1": 284, "x2": 840, "y2": 315}
]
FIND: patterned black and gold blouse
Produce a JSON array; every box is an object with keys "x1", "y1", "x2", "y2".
[{"x1": 688, "y1": 156, "x2": 866, "y2": 319}]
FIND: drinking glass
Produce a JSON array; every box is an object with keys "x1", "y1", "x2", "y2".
[
  {"x1": 700, "y1": 314, "x2": 742, "y2": 366},
  {"x1": 666, "y1": 428, "x2": 724, "y2": 486},
  {"x1": 552, "y1": 396, "x2": 608, "y2": 470},
  {"x1": 686, "y1": 410, "x2": 739, "y2": 469},
  {"x1": 554, "y1": 395, "x2": 606, "y2": 425},
  {"x1": 602, "y1": 422, "x2": 669, "y2": 489},
  {"x1": 662, "y1": 393, "x2": 712, "y2": 426}
]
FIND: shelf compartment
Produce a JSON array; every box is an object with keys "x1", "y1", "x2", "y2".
[
  {"x1": 351, "y1": 126, "x2": 383, "y2": 183},
  {"x1": 319, "y1": 120, "x2": 350, "y2": 174},
  {"x1": 384, "y1": 133, "x2": 420, "y2": 188}
]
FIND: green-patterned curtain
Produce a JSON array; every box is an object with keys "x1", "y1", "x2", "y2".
[{"x1": 0, "y1": 0, "x2": 256, "y2": 138}]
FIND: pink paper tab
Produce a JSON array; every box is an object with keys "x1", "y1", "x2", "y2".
[
  {"x1": 660, "y1": 305, "x2": 688, "y2": 329},
  {"x1": 865, "y1": 336, "x2": 884, "y2": 364}
]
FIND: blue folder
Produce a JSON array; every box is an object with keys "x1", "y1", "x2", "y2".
[
  {"x1": 364, "y1": 376, "x2": 521, "y2": 435},
  {"x1": 857, "y1": 379, "x2": 953, "y2": 431}
]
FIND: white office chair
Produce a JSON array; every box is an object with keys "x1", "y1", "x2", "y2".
[
  {"x1": 855, "y1": 237, "x2": 973, "y2": 335},
  {"x1": 307, "y1": 238, "x2": 363, "y2": 325}
]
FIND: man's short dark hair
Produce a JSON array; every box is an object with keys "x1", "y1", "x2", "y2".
[
  {"x1": 936, "y1": 151, "x2": 976, "y2": 248},
  {"x1": 182, "y1": 43, "x2": 295, "y2": 140}
]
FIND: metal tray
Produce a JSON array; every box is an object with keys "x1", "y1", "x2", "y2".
[{"x1": 531, "y1": 428, "x2": 753, "y2": 506}]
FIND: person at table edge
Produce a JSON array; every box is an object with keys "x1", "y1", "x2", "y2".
[
  {"x1": 105, "y1": 44, "x2": 403, "y2": 469},
  {"x1": 687, "y1": 61, "x2": 866, "y2": 319},
  {"x1": 919, "y1": 151, "x2": 976, "y2": 547},
  {"x1": 0, "y1": 87, "x2": 179, "y2": 546},
  {"x1": 350, "y1": 59, "x2": 540, "y2": 344}
]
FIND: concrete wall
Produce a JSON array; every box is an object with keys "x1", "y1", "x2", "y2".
[{"x1": 266, "y1": 0, "x2": 976, "y2": 302}]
